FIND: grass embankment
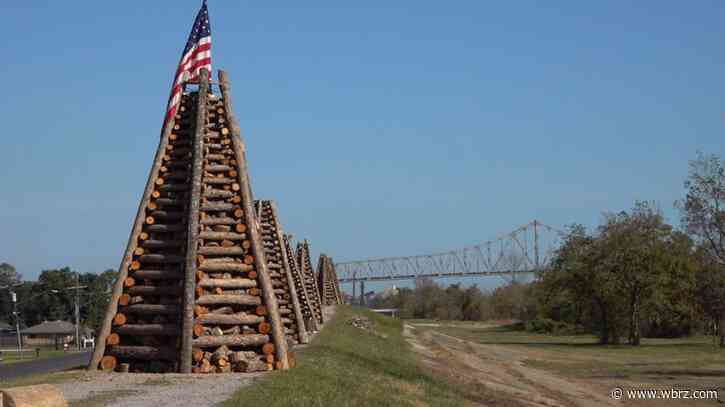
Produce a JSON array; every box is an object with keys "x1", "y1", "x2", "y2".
[
  {"x1": 221, "y1": 306, "x2": 468, "y2": 407},
  {"x1": 430, "y1": 322, "x2": 725, "y2": 389}
]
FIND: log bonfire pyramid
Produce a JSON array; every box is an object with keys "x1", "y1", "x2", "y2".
[
  {"x1": 89, "y1": 69, "x2": 296, "y2": 374},
  {"x1": 283, "y1": 234, "x2": 320, "y2": 333},
  {"x1": 317, "y1": 255, "x2": 343, "y2": 306},
  {"x1": 296, "y1": 240, "x2": 324, "y2": 326},
  {"x1": 254, "y1": 199, "x2": 308, "y2": 348}
]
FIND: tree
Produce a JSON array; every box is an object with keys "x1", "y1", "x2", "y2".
[
  {"x1": 0, "y1": 263, "x2": 22, "y2": 327},
  {"x1": 679, "y1": 153, "x2": 725, "y2": 346},
  {"x1": 83, "y1": 269, "x2": 116, "y2": 331}
]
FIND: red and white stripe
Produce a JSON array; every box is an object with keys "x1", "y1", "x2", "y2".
[{"x1": 165, "y1": 36, "x2": 212, "y2": 123}]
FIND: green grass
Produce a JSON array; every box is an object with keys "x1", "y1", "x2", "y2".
[
  {"x1": 0, "y1": 349, "x2": 68, "y2": 365},
  {"x1": 220, "y1": 306, "x2": 472, "y2": 407},
  {"x1": 68, "y1": 390, "x2": 138, "y2": 407},
  {"x1": 425, "y1": 323, "x2": 725, "y2": 390},
  {"x1": 0, "y1": 370, "x2": 85, "y2": 388}
]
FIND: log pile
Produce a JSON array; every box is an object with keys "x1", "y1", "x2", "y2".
[
  {"x1": 189, "y1": 74, "x2": 287, "y2": 373},
  {"x1": 296, "y1": 240, "x2": 324, "y2": 325},
  {"x1": 283, "y1": 235, "x2": 319, "y2": 333},
  {"x1": 317, "y1": 255, "x2": 343, "y2": 306},
  {"x1": 254, "y1": 200, "x2": 308, "y2": 346},
  {"x1": 89, "y1": 69, "x2": 293, "y2": 373}
]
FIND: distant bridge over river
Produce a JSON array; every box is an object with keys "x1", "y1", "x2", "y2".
[{"x1": 334, "y1": 220, "x2": 565, "y2": 295}]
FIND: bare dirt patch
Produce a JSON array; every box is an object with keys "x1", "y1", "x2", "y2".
[
  {"x1": 55, "y1": 371, "x2": 262, "y2": 407},
  {"x1": 405, "y1": 324, "x2": 620, "y2": 407}
]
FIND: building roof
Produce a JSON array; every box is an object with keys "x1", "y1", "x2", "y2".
[{"x1": 22, "y1": 320, "x2": 75, "y2": 335}]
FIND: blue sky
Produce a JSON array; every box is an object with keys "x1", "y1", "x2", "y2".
[{"x1": 1, "y1": 1, "x2": 723, "y2": 291}]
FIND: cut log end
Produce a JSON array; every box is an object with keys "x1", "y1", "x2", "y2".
[
  {"x1": 106, "y1": 333, "x2": 120, "y2": 346},
  {"x1": 113, "y1": 313, "x2": 127, "y2": 326},
  {"x1": 100, "y1": 355, "x2": 117, "y2": 371}
]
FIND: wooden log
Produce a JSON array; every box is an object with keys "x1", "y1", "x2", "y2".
[
  {"x1": 115, "y1": 324, "x2": 178, "y2": 336},
  {"x1": 0, "y1": 384, "x2": 67, "y2": 407},
  {"x1": 197, "y1": 246, "x2": 244, "y2": 256},
  {"x1": 192, "y1": 334, "x2": 269, "y2": 347},
  {"x1": 200, "y1": 202, "x2": 235, "y2": 211},
  {"x1": 209, "y1": 306, "x2": 234, "y2": 314},
  {"x1": 179, "y1": 71, "x2": 209, "y2": 374},
  {"x1": 199, "y1": 217, "x2": 237, "y2": 226},
  {"x1": 131, "y1": 269, "x2": 182, "y2": 280},
  {"x1": 203, "y1": 177, "x2": 234, "y2": 184},
  {"x1": 149, "y1": 210, "x2": 184, "y2": 220},
  {"x1": 124, "y1": 304, "x2": 178, "y2": 315},
  {"x1": 113, "y1": 313, "x2": 127, "y2": 326},
  {"x1": 203, "y1": 189, "x2": 234, "y2": 198},
  {"x1": 127, "y1": 285, "x2": 182, "y2": 296},
  {"x1": 146, "y1": 224, "x2": 185, "y2": 233},
  {"x1": 141, "y1": 239, "x2": 184, "y2": 249},
  {"x1": 195, "y1": 313, "x2": 264, "y2": 325},
  {"x1": 107, "y1": 345, "x2": 177, "y2": 361},
  {"x1": 258, "y1": 322, "x2": 272, "y2": 334},
  {"x1": 106, "y1": 333, "x2": 120, "y2": 345},
  {"x1": 197, "y1": 278, "x2": 256, "y2": 289},
  {"x1": 205, "y1": 164, "x2": 232, "y2": 172},
  {"x1": 198, "y1": 261, "x2": 253, "y2": 273},
  {"x1": 154, "y1": 198, "x2": 183, "y2": 206},
  {"x1": 234, "y1": 358, "x2": 268, "y2": 373},
  {"x1": 139, "y1": 254, "x2": 183, "y2": 264},
  {"x1": 158, "y1": 183, "x2": 189, "y2": 192},
  {"x1": 196, "y1": 294, "x2": 261, "y2": 306},
  {"x1": 192, "y1": 347, "x2": 204, "y2": 362},
  {"x1": 198, "y1": 231, "x2": 245, "y2": 240}
]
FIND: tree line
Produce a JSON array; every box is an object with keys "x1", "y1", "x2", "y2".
[
  {"x1": 369, "y1": 153, "x2": 725, "y2": 347},
  {"x1": 0, "y1": 264, "x2": 115, "y2": 331}
]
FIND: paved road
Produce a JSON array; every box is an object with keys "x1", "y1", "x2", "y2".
[{"x1": 0, "y1": 351, "x2": 91, "y2": 382}]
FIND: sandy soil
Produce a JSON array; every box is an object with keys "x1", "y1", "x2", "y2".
[{"x1": 405, "y1": 323, "x2": 621, "y2": 407}]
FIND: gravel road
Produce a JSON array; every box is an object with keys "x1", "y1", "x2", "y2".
[{"x1": 57, "y1": 371, "x2": 264, "y2": 407}]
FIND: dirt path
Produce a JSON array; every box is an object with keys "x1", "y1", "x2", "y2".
[{"x1": 405, "y1": 324, "x2": 619, "y2": 407}]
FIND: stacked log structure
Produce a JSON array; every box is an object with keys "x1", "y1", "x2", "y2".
[
  {"x1": 328, "y1": 260, "x2": 343, "y2": 305},
  {"x1": 90, "y1": 69, "x2": 289, "y2": 373},
  {"x1": 317, "y1": 255, "x2": 343, "y2": 306},
  {"x1": 283, "y1": 235, "x2": 318, "y2": 333},
  {"x1": 297, "y1": 240, "x2": 324, "y2": 325},
  {"x1": 89, "y1": 89, "x2": 199, "y2": 373},
  {"x1": 254, "y1": 200, "x2": 308, "y2": 347}
]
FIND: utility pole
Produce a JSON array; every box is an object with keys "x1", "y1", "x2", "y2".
[
  {"x1": 352, "y1": 272, "x2": 357, "y2": 305},
  {"x1": 61, "y1": 273, "x2": 87, "y2": 352},
  {"x1": 533, "y1": 220, "x2": 540, "y2": 271},
  {"x1": 12, "y1": 291, "x2": 21, "y2": 356}
]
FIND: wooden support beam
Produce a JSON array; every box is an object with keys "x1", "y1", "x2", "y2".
[{"x1": 180, "y1": 68, "x2": 209, "y2": 373}]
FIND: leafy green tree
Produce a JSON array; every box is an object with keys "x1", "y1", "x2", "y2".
[{"x1": 679, "y1": 153, "x2": 725, "y2": 346}]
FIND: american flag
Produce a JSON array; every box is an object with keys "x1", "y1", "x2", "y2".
[{"x1": 165, "y1": 1, "x2": 212, "y2": 123}]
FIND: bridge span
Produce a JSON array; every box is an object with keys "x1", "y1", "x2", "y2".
[{"x1": 334, "y1": 220, "x2": 564, "y2": 296}]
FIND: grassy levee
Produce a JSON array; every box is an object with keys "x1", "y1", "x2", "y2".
[{"x1": 220, "y1": 306, "x2": 467, "y2": 407}]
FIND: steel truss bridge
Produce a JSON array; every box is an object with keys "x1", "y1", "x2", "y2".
[{"x1": 335, "y1": 220, "x2": 565, "y2": 286}]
